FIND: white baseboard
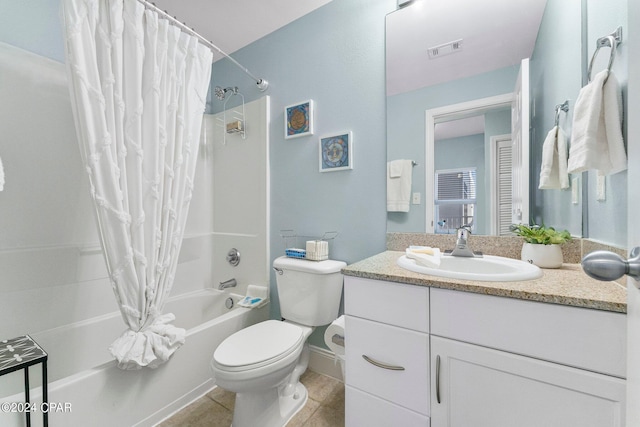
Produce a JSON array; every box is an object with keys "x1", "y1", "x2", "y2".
[{"x1": 308, "y1": 345, "x2": 344, "y2": 382}]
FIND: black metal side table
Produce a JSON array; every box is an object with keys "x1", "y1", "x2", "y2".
[{"x1": 0, "y1": 335, "x2": 48, "y2": 427}]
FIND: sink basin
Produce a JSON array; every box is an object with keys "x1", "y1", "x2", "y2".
[{"x1": 397, "y1": 254, "x2": 542, "y2": 282}]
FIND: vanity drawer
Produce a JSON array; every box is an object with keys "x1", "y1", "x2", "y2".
[
  {"x1": 345, "y1": 315, "x2": 429, "y2": 415},
  {"x1": 344, "y1": 276, "x2": 429, "y2": 332},
  {"x1": 430, "y1": 288, "x2": 626, "y2": 378},
  {"x1": 346, "y1": 386, "x2": 430, "y2": 427}
]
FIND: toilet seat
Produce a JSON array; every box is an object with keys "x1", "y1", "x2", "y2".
[{"x1": 213, "y1": 320, "x2": 304, "y2": 372}]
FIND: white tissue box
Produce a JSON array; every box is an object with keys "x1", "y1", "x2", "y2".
[{"x1": 306, "y1": 240, "x2": 328, "y2": 261}]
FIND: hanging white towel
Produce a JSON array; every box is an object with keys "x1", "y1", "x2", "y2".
[
  {"x1": 387, "y1": 159, "x2": 413, "y2": 212},
  {"x1": 539, "y1": 126, "x2": 569, "y2": 190},
  {"x1": 0, "y1": 156, "x2": 4, "y2": 191},
  {"x1": 567, "y1": 70, "x2": 627, "y2": 175}
]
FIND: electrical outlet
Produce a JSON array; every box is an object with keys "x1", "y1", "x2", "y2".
[{"x1": 412, "y1": 192, "x2": 421, "y2": 205}]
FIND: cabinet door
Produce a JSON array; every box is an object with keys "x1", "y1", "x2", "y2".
[{"x1": 431, "y1": 336, "x2": 626, "y2": 427}]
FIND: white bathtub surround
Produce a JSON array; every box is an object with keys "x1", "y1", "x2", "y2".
[
  {"x1": 0, "y1": 290, "x2": 269, "y2": 427},
  {"x1": 0, "y1": 39, "x2": 269, "y2": 427},
  {"x1": 61, "y1": 0, "x2": 213, "y2": 369}
]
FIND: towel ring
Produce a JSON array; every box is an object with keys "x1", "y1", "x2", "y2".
[{"x1": 587, "y1": 27, "x2": 622, "y2": 83}]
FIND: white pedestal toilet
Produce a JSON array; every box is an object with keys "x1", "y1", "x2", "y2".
[{"x1": 210, "y1": 256, "x2": 346, "y2": 427}]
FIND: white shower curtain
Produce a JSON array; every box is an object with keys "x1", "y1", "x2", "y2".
[{"x1": 61, "y1": 0, "x2": 212, "y2": 369}]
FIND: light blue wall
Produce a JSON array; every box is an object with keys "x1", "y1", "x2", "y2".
[
  {"x1": 584, "y1": 0, "x2": 628, "y2": 247},
  {"x1": 530, "y1": 0, "x2": 628, "y2": 247},
  {"x1": 0, "y1": 0, "x2": 64, "y2": 61},
  {"x1": 529, "y1": 0, "x2": 583, "y2": 235},
  {"x1": 210, "y1": 0, "x2": 396, "y2": 346},
  {"x1": 386, "y1": 66, "x2": 519, "y2": 232}
]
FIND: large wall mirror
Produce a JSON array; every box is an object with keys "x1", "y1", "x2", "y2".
[{"x1": 386, "y1": 0, "x2": 628, "y2": 248}]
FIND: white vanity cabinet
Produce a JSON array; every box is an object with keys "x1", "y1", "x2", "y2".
[
  {"x1": 344, "y1": 276, "x2": 431, "y2": 426},
  {"x1": 344, "y1": 277, "x2": 627, "y2": 427},
  {"x1": 429, "y1": 288, "x2": 627, "y2": 427}
]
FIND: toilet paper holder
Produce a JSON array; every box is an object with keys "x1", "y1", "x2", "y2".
[{"x1": 331, "y1": 334, "x2": 344, "y2": 347}]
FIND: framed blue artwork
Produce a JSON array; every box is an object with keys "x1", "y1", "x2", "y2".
[
  {"x1": 284, "y1": 100, "x2": 314, "y2": 139},
  {"x1": 319, "y1": 132, "x2": 353, "y2": 172}
]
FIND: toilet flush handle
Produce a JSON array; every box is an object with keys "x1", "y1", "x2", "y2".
[{"x1": 273, "y1": 267, "x2": 283, "y2": 275}]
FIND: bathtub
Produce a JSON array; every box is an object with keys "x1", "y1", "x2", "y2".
[{"x1": 0, "y1": 289, "x2": 269, "y2": 427}]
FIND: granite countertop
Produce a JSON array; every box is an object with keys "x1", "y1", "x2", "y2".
[{"x1": 342, "y1": 251, "x2": 627, "y2": 313}]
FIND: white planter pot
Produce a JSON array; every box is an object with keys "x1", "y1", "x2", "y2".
[{"x1": 521, "y1": 242, "x2": 563, "y2": 269}]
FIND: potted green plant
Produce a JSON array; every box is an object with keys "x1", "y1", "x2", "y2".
[{"x1": 510, "y1": 223, "x2": 572, "y2": 268}]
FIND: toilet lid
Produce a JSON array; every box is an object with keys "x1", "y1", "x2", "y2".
[{"x1": 214, "y1": 320, "x2": 304, "y2": 369}]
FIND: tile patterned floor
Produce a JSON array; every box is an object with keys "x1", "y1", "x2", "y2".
[{"x1": 158, "y1": 370, "x2": 345, "y2": 427}]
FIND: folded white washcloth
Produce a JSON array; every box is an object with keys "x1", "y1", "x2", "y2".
[
  {"x1": 406, "y1": 246, "x2": 441, "y2": 268},
  {"x1": 567, "y1": 70, "x2": 627, "y2": 175},
  {"x1": 387, "y1": 160, "x2": 413, "y2": 212},
  {"x1": 539, "y1": 126, "x2": 569, "y2": 190}
]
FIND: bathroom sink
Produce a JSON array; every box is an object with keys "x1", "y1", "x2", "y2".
[{"x1": 396, "y1": 254, "x2": 543, "y2": 282}]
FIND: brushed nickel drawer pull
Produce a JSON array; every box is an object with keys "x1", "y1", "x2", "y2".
[
  {"x1": 436, "y1": 354, "x2": 441, "y2": 404},
  {"x1": 362, "y1": 354, "x2": 405, "y2": 371}
]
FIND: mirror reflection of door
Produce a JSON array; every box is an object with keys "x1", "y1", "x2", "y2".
[
  {"x1": 511, "y1": 58, "x2": 530, "y2": 226},
  {"x1": 492, "y1": 135, "x2": 513, "y2": 236},
  {"x1": 433, "y1": 104, "x2": 511, "y2": 235}
]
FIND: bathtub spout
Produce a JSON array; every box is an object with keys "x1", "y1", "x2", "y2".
[{"x1": 219, "y1": 278, "x2": 237, "y2": 290}]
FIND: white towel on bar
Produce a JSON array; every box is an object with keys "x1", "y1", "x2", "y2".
[
  {"x1": 539, "y1": 125, "x2": 569, "y2": 190},
  {"x1": 387, "y1": 159, "x2": 413, "y2": 212},
  {"x1": 567, "y1": 70, "x2": 627, "y2": 176}
]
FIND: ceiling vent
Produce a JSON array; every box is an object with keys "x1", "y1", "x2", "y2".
[{"x1": 428, "y1": 39, "x2": 463, "y2": 59}]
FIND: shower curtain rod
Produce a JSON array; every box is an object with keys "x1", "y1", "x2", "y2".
[{"x1": 137, "y1": 0, "x2": 269, "y2": 92}]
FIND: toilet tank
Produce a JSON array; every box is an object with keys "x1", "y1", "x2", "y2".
[{"x1": 273, "y1": 256, "x2": 346, "y2": 326}]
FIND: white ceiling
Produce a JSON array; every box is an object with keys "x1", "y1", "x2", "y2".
[
  {"x1": 149, "y1": 0, "x2": 333, "y2": 61},
  {"x1": 148, "y1": 0, "x2": 547, "y2": 113},
  {"x1": 435, "y1": 116, "x2": 485, "y2": 141},
  {"x1": 386, "y1": 0, "x2": 548, "y2": 96}
]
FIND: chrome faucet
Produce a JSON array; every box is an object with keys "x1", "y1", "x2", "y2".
[
  {"x1": 219, "y1": 278, "x2": 237, "y2": 290},
  {"x1": 449, "y1": 226, "x2": 480, "y2": 257}
]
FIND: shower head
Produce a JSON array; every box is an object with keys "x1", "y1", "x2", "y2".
[{"x1": 214, "y1": 86, "x2": 238, "y2": 100}]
